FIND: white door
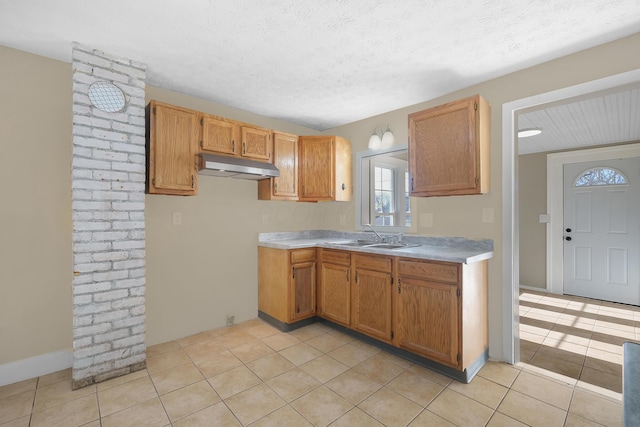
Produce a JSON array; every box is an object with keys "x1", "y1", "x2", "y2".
[{"x1": 563, "y1": 157, "x2": 640, "y2": 305}]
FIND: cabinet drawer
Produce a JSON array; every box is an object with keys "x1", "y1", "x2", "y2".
[
  {"x1": 354, "y1": 254, "x2": 392, "y2": 273},
  {"x1": 290, "y1": 248, "x2": 316, "y2": 264},
  {"x1": 321, "y1": 249, "x2": 351, "y2": 266},
  {"x1": 398, "y1": 259, "x2": 458, "y2": 284}
]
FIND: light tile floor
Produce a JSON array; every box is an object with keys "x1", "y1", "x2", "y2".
[{"x1": 1, "y1": 289, "x2": 637, "y2": 426}]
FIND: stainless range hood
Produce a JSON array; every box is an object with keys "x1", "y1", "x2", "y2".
[{"x1": 199, "y1": 153, "x2": 279, "y2": 181}]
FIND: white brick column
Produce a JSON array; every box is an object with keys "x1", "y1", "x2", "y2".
[{"x1": 71, "y1": 43, "x2": 147, "y2": 389}]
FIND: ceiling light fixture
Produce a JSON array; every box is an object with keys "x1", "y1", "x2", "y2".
[
  {"x1": 368, "y1": 125, "x2": 395, "y2": 149},
  {"x1": 518, "y1": 128, "x2": 542, "y2": 138}
]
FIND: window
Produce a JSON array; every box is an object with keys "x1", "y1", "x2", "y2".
[
  {"x1": 371, "y1": 158, "x2": 410, "y2": 227},
  {"x1": 356, "y1": 145, "x2": 414, "y2": 232},
  {"x1": 574, "y1": 167, "x2": 628, "y2": 187}
]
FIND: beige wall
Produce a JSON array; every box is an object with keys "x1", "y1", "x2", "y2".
[
  {"x1": 2, "y1": 32, "x2": 639, "y2": 365},
  {"x1": 0, "y1": 46, "x2": 72, "y2": 364},
  {"x1": 144, "y1": 86, "x2": 356, "y2": 345},
  {"x1": 518, "y1": 153, "x2": 547, "y2": 289},
  {"x1": 331, "y1": 32, "x2": 640, "y2": 358}
]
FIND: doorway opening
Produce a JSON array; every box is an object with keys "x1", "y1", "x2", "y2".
[{"x1": 501, "y1": 69, "x2": 640, "y2": 365}]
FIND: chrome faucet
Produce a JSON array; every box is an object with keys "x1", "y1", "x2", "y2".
[{"x1": 364, "y1": 223, "x2": 385, "y2": 242}]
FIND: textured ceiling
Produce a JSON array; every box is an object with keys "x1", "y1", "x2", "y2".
[{"x1": 1, "y1": 0, "x2": 639, "y2": 130}]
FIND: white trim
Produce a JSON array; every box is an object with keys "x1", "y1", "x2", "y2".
[
  {"x1": 0, "y1": 350, "x2": 72, "y2": 386},
  {"x1": 519, "y1": 285, "x2": 548, "y2": 292},
  {"x1": 501, "y1": 68, "x2": 640, "y2": 365},
  {"x1": 546, "y1": 143, "x2": 640, "y2": 295}
]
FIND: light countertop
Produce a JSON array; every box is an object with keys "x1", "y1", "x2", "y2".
[{"x1": 259, "y1": 230, "x2": 493, "y2": 264}]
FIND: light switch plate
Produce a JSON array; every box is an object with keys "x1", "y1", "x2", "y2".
[
  {"x1": 539, "y1": 214, "x2": 551, "y2": 223},
  {"x1": 482, "y1": 208, "x2": 494, "y2": 223}
]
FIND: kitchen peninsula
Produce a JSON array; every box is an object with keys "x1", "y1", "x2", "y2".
[{"x1": 258, "y1": 231, "x2": 493, "y2": 382}]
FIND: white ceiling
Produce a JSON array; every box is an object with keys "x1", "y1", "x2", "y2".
[
  {"x1": 517, "y1": 84, "x2": 640, "y2": 154},
  {"x1": 1, "y1": 0, "x2": 639, "y2": 131}
]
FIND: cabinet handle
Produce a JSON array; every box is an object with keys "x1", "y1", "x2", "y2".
[
  {"x1": 243, "y1": 142, "x2": 246, "y2": 155},
  {"x1": 411, "y1": 177, "x2": 414, "y2": 191},
  {"x1": 302, "y1": 185, "x2": 305, "y2": 196},
  {"x1": 191, "y1": 175, "x2": 194, "y2": 189},
  {"x1": 292, "y1": 267, "x2": 295, "y2": 279},
  {"x1": 346, "y1": 268, "x2": 350, "y2": 282},
  {"x1": 274, "y1": 183, "x2": 278, "y2": 194},
  {"x1": 355, "y1": 270, "x2": 359, "y2": 284},
  {"x1": 397, "y1": 278, "x2": 401, "y2": 294},
  {"x1": 232, "y1": 140, "x2": 235, "y2": 153}
]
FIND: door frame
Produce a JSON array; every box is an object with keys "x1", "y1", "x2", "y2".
[
  {"x1": 501, "y1": 68, "x2": 640, "y2": 364},
  {"x1": 547, "y1": 144, "x2": 640, "y2": 294}
]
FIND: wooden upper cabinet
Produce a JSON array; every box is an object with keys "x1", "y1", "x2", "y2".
[
  {"x1": 258, "y1": 131, "x2": 298, "y2": 201},
  {"x1": 200, "y1": 115, "x2": 239, "y2": 155},
  {"x1": 408, "y1": 94, "x2": 490, "y2": 197},
  {"x1": 200, "y1": 115, "x2": 272, "y2": 162},
  {"x1": 147, "y1": 100, "x2": 199, "y2": 196},
  {"x1": 241, "y1": 125, "x2": 272, "y2": 161},
  {"x1": 298, "y1": 136, "x2": 352, "y2": 202}
]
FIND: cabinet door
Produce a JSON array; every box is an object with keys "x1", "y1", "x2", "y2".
[
  {"x1": 299, "y1": 136, "x2": 334, "y2": 201},
  {"x1": 259, "y1": 132, "x2": 298, "y2": 200},
  {"x1": 200, "y1": 115, "x2": 239, "y2": 155},
  {"x1": 408, "y1": 95, "x2": 487, "y2": 196},
  {"x1": 148, "y1": 101, "x2": 199, "y2": 195},
  {"x1": 273, "y1": 132, "x2": 298, "y2": 197},
  {"x1": 353, "y1": 268, "x2": 393, "y2": 343},
  {"x1": 201, "y1": 115, "x2": 238, "y2": 155},
  {"x1": 241, "y1": 126, "x2": 271, "y2": 161},
  {"x1": 290, "y1": 261, "x2": 315, "y2": 321},
  {"x1": 396, "y1": 276, "x2": 460, "y2": 367},
  {"x1": 319, "y1": 263, "x2": 350, "y2": 326}
]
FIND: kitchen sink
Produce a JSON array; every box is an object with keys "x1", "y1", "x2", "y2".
[
  {"x1": 330, "y1": 240, "x2": 376, "y2": 247},
  {"x1": 367, "y1": 243, "x2": 419, "y2": 250},
  {"x1": 330, "y1": 241, "x2": 420, "y2": 250}
]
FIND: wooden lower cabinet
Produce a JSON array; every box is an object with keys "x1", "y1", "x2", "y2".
[
  {"x1": 396, "y1": 258, "x2": 488, "y2": 371},
  {"x1": 396, "y1": 274, "x2": 459, "y2": 367},
  {"x1": 259, "y1": 245, "x2": 488, "y2": 378},
  {"x1": 352, "y1": 254, "x2": 394, "y2": 343},
  {"x1": 317, "y1": 249, "x2": 351, "y2": 327},
  {"x1": 258, "y1": 247, "x2": 315, "y2": 324}
]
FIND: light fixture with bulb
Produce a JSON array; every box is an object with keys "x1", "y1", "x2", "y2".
[
  {"x1": 518, "y1": 128, "x2": 542, "y2": 138},
  {"x1": 368, "y1": 125, "x2": 395, "y2": 149}
]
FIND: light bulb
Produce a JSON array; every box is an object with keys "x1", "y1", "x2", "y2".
[
  {"x1": 368, "y1": 132, "x2": 381, "y2": 149},
  {"x1": 381, "y1": 126, "x2": 394, "y2": 147}
]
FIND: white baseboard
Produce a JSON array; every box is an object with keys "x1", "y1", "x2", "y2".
[
  {"x1": 519, "y1": 285, "x2": 551, "y2": 293},
  {"x1": 0, "y1": 350, "x2": 73, "y2": 387}
]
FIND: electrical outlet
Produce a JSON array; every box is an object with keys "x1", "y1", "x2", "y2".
[
  {"x1": 172, "y1": 212, "x2": 182, "y2": 225},
  {"x1": 226, "y1": 314, "x2": 235, "y2": 326}
]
